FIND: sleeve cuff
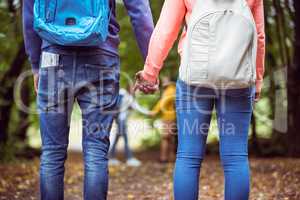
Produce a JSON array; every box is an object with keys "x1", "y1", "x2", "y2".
[
  {"x1": 142, "y1": 60, "x2": 161, "y2": 84},
  {"x1": 31, "y1": 62, "x2": 40, "y2": 74},
  {"x1": 141, "y1": 70, "x2": 158, "y2": 84}
]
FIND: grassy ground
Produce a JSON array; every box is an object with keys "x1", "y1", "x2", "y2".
[{"x1": 0, "y1": 151, "x2": 299, "y2": 200}]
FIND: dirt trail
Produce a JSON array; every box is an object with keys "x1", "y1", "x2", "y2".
[{"x1": 0, "y1": 152, "x2": 299, "y2": 200}]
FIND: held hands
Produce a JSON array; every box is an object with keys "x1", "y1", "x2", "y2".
[{"x1": 134, "y1": 71, "x2": 159, "y2": 94}]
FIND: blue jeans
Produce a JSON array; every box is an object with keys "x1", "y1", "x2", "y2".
[
  {"x1": 37, "y1": 51, "x2": 120, "y2": 200},
  {"x1": 174, "y1": 80, "x2": 255, "y2": 200},
  {"x1": 109, "y1": 117, "x2": 133, "y2": 159}
]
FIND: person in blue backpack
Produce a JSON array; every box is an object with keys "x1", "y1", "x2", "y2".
[{"x1": 23, "y1": 0, "x2": 154, "y2": 199}]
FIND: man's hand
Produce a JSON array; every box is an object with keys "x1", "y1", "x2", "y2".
[
  {"x1": 33, "y1": 73, "x2": 39, "y2": 94},
  {"x1": 134, "y1": 71, "x2": 159, "y2": 94}
]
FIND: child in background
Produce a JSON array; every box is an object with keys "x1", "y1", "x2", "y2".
[
  {"x1": 150, "y1": 77, "x2": 177, "y2": 163},
  {"x1": 109, "y1": 87, "x2": 150, "y2": 167}
]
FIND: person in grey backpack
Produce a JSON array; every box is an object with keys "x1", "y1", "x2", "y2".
[
  {"x1": 23, "y1": 0, "x2": 154, "y2": 199},
  {"x1": 135, "y1": 0, "x2": 265, "y2": 199}
]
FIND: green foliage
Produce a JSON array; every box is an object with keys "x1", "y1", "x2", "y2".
[
  {"x1": 0, "y1": 5, "x2": 23, "y2": 72},
  {"x1": 140, "y1": 128, "x2": 161, "y2": 151}
]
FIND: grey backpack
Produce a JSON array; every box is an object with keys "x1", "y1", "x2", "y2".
[{"x1": 179, "y1": 0, "x2": 257, "y2": 89}]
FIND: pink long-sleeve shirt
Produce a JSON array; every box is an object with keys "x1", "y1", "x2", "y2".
[{"x1": 142, "y1": 0, "x2": 265, "y2": 93}]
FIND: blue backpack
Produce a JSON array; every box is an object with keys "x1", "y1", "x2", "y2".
[{"x1": 33, "y1": 0, "x2": 110, "y2": 46}]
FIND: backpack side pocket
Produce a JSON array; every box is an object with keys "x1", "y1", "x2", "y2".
[{"x1": 189, "y1": 14, "x2": 213, "y2": 82}]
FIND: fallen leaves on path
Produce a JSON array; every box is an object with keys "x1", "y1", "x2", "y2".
[{"x1": 0, "y1": 152, "x2": 299, "y2": 200}]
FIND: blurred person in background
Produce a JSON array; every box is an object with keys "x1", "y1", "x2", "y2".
[
  {"x1": 150, "y1": 76, "x2": 177, "y2": 163},
  {"x1": 109, "y1": 87, "x2": 150, "y2": 167}
]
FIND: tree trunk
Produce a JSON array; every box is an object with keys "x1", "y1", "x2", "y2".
[
  {"x1": 0, "y1": 44, "x2": 26, "y2": 145},
  {"x1": 15, "y1": 78, "x2": 31, "y2": 141},
  {"x1": 250, "y1": 114, "x2": 262, "y2": 155},
  {"x1": 287, "y1": 1, "x2": 300, "y2": 157}
]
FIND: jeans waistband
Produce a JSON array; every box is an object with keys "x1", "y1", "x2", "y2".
[
  {"x1": 42, "y1": 45, "x2": 119, "y2": 57},
  {"x1": 176, "y1": 79, "x2": 256, "y2": 97}
]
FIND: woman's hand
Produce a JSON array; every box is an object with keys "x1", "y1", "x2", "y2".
[
  {"x1": 134, "y1": 71, "x2": 159, "y2": 94},
  {"x1": 254, "y1": 92, "x2": 261, "y2": 103}
]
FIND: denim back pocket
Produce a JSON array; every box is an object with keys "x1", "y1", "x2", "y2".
[
  {"x1": 82, "y1": 54, "x2": 120, "y2": 111},
  {"x1": 189, "y1": 16, "x2": 211, "y2": 82}
]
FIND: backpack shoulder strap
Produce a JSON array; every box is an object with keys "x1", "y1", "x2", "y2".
[{"x1": 45, "y1": 0, "x2": 57, "y2": 22}]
